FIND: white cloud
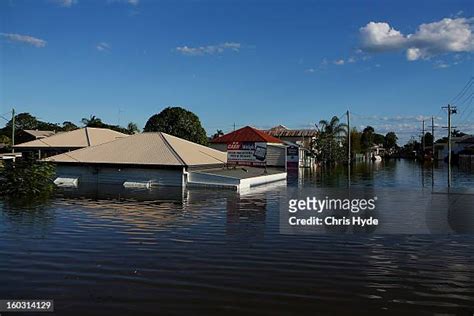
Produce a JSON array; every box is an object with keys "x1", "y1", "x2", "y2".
[
  {"x1": 96, "y1": 42, "x2": 111, "y2": 52},
  {"x1": 0, "y1": 33, "x2": 46, "y2": 47},
  {"x1": 305, "y1": 68, "x2": 316, "y2": 73},
  {"x1": 334, "y1": 59, "x2": 345, "y2": 65},
  {"x1": 360, "y1": 22, "x2": 406, "y2": 52},
  {"x1": 176, "y1": 42, "x2": 241, "y2": 56},
  {"x1": 51, "y1": 0, "x2": 77, "y2": 7},
  {"x1": 359, "y1": 17, "x2": 474, "y2": 60}
]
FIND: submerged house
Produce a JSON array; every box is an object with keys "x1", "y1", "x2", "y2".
[
  {"x1": 46, "y1": 132, "x2": 286, "y2": 191},
  {"x1": 14, "y1": 127, "x2": 128, "y2": 158},
  {"x1": 46, "y1": 132, "x2": 227, "y2": 187},
  {"x1": 209, "y1": 126, "x2": 287, "y2": 167}
]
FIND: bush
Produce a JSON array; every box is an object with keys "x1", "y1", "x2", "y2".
[{"x1": 0, "y1": 158, "x2": 56, "y2": 198}]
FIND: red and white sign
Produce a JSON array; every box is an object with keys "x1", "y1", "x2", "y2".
[{"x1": 227, "y1": 142, "x2": 267, "y2": 166}]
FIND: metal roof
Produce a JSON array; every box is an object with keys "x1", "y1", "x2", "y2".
[
  {"x1": 45, "y1": 132, "x2": 227, "y2": 167},
  {"x1": 264, "y1": 125, "x2": 318, "y2": 137},
  {"x1": 15, "y1": 127, "x2": 128, "y2": 149},
  {"x1": 210, "y1": 126, "x2": 284, "y2": 144},
  {"x1": 23, "y1": 129, "x2": 56, "y2": 139}
]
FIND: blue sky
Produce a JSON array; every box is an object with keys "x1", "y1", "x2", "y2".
[{"x1": 1, "y1": 0, "x2": 473, "y2": 143}]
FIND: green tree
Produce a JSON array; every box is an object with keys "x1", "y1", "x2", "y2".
[
  {"x1": 350, "y1": 128, "x2": 361, "y2": 154},
  {"x1": 0, "y1": 158, "x2": 56, "y2": 198},
  {"x1": 6, "y1": 112, "x2": 38, "y2": 130},
  {"x1": 422, "y1": 132, "x2": 434, "y2": 147},
  {"x1": 81, "y1": 115, "x2": 103, "y2": 127},
  {"x1": 0, "y1": 135, "x2": 11, "y2": 146},
  {"x1": 211, "y1": 129, "x2": 224, "y2": 140},
  {"x1": 373, "y1": 133, "x2": 385, "y2": 145},
  {"x1": 127, "y1": 122, "x2": 140, "y2": 134},
  {"x1": 144, "y1": 107, "x2": 208, "y2": 145},
  {"x1": 316, "y1": 116, "x2": 347, "y2": 164},
  {"x1": 384, "y1": 132, "x2": 398, "y2": 149},
  {"x1": 62, "y1": 121, "x2": 78, "y2": 131},
  {"x1": 361, "y1": 126, "x2": 375, "y2": 152},
  {"x1": 81, "y1": 115, "x2": 131, "y2": 135}
]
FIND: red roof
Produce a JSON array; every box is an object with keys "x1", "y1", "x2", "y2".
[{"x1": 210, "y1": 126, "x2": 284, "y2": 144}]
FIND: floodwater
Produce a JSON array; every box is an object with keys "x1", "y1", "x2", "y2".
[{"x1": 0, "y1": 160, "x2": 473, "y2": 315}]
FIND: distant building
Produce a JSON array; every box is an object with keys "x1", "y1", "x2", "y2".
[
  {"x1": 209, "y1": 126, "x2": 286, "y2": 167},
  {"x1": 434, "y1": 135, "x2": 474, "y2": 161},
  {"x1": 16, "y1": 129, "x2": 56, "y2": 145},
  {"x1": 14, "y1": 127, "x2": 128, "y2": 158},
  {"x1": 263, "y1": 125, "x2": 318, "y2": 150}
]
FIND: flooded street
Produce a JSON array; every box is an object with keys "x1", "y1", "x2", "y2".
[{"x1": 1, "y1": 160, "x2": 473, "y2": 315}]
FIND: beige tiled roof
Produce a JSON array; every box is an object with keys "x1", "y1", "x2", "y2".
[
  {"x1": 15, "y1": 128, "x2": 128, "y2": 149},
  {"x1": 45, "y1": 132, "x2": 227, "y2": 167}
]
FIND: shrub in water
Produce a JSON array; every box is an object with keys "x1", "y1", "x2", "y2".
[{"x1": 0, "y1": 157, "x2": 56, "y2": 198}]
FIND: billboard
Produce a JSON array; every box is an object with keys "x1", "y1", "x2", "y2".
[{"x1": 227, "y1": 142, "x2": 267, "y2": 166}]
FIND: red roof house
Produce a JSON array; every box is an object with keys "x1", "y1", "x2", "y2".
[
  {"x1": 209, "y1": 126, "x2": 286, "y2": 167},
  {"x1": 210, "y1": 126, "x2": 284, "y2": 144}
]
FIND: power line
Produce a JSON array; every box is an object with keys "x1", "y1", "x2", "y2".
[{"x1": 450, "y1": 76, "x2": 473, "y2": 104}]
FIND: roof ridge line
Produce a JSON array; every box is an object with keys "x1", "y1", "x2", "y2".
[
  {"x1": 85, "y1": 127, "x2": 91, "y2": 146},
  {"x1": 160, "y1": 133, "x2": 186, "y2": 166}
]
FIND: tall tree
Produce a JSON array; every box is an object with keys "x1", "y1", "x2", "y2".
[
  {"x1": 384, "y1": 132, "x2": 398, "y2": 149},
  {"x1": 361, "y1": 126, "x2": 375, "y2": 152},
  {"x1": 5, "y1": 113, "x2": 39, "y2": 131},
  {"x1": 316, "y1": 116, "x2": 347, "y2": 164},
  {"x1": 350, "y1": 128, "x2": 361, "y2": 154},
  {"x1": 422, "y1": 132, "x2": 434, "y2": 147},
  {"x1": 144, "y1": 107, "x2": 208, "y2": 145}
]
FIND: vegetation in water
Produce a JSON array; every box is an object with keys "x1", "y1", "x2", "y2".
[{"x1": 0, "y1": 158, "x2": 56, "y2": 199}]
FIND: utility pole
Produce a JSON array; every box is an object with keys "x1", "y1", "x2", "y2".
[
  {"x1": 442, "y1": 104, "x2": 457, "y2": 187},
  {"x1": 347, "y1": 110, "x2": 351, "y2": 164},
  {"x1": 430, "y1": 116, "x2": 435, "y2": 188},
  {"x1": 347, "y1": 110, "x2": 351, "y2": 188},
  {"x1": 422, "y1": 120, "x2": 425, "y2": 154},
  {"x1": 233, "y1": 122, "x2": 236, "y2": 132},
  {"x1": 11, "y1": 108, "x2": 15, "y2": 153},
  {"x1": 431, "y1": 116, "x2": 435, "y2": 146}
]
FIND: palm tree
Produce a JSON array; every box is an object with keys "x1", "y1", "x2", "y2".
[
  {"x1": 318, "y1": 116, "x2": 347, "y2": 137},
  {"x1": 81, "y1": 115, "x2": 103, "y2": 127},
  {"x1": 317, "y1": 116, "x2": 347, "y2": 163}
]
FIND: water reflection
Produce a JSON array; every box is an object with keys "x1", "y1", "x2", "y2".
[{"x1": 296, "y1": 159, "x2": 473, "y2": 189}]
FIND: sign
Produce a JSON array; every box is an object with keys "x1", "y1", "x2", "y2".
[
  {"x1": 227, "y1": 142, "x2": 267, "y2": 166},
  {"x1": 286, "y1": 145, "x2": 299, "y2": 169}
]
